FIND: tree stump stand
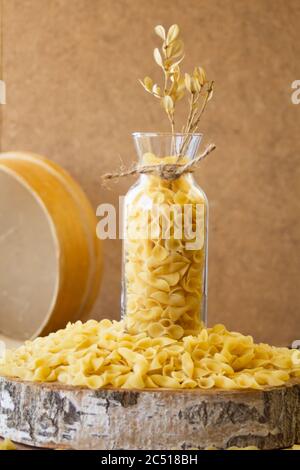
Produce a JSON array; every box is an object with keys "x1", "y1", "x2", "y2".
[{"x1": 0, "y1": 376, "x2": 299, "y2": 450}]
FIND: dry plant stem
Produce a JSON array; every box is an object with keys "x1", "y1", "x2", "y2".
[
  {"x1": 190, "y1": 85, "x2": 213, "y2": 133},
  {"x1": 178, "y1": 83, "x2": 214, "y2": 160},
  {"x1": 164, "y1": 68, "x2": 176, "y2": 134},
  {"x1": 184, "y1": 93, "x2": 197, "y2": 134},
  {"x1": 102, "y1": 144, "x2": 216, "y2": 182},
  {"x1": 168, "y1": 111, "x2": 175, "y2": 135}
]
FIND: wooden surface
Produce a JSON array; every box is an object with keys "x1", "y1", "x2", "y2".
[
  {"x1": 0, "y1": 376, "x2": 300, "y2": 450},
  {"x1": 1, "y1": 0, "x2": 300, "y2": 345}
]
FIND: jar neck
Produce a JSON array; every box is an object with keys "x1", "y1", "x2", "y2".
[
  {"x1": 133, "y1": 133, "x2": 203, "y2": 165},
  {"x1": 139, "y1": 172, "x2": 195, "y2": 185},
  {"x1": 132, "y1": 133, "x2": 202, "y2": 186}
]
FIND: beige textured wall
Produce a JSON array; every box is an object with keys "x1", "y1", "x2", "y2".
[{"x1": 1, "y1": 0, "x2": 300, "y2": 345}]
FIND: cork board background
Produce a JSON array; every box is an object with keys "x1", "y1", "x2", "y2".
[{"x1": 1, "y1": 0, "x2": 300, "y2": 345}]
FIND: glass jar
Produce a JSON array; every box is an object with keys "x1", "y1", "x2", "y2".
[{"x1": 121, "y1": 132, "x2": 208, "y2": 339}]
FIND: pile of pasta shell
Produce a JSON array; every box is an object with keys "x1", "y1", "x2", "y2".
[{"x1": 0, "y1": 319, "x2": 299, "y2": 390}]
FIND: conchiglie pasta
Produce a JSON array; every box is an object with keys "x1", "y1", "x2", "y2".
[
  {"x1": 122, "y1": 154, "x2": 207, "y2": 339},
  {"x1": 1, "y1": 319, "x2": 299, "y2": 392}
]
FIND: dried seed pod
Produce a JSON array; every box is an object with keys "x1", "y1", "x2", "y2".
[
  {"x1": 154, "y1": 25, "x2": 166, "y2": 40},
  {"x1": 168, "y1": 39, "x2": 184, "y2": 59},
  {"x1": 184, "y1": 73, "x2": 192, "y2": 93},
  {"x1": 153, "y1": 48, "x2": 163, "y2": 67},
  {"x1": 162, "y1": 95, "x2": 174, "y2": 113},
  {"x1": 167, "y1": 24, "x2": 180, "y2": 44}
]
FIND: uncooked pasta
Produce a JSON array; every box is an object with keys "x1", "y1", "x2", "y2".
[
  {"x1": 0, "y1": 319, "x2": 299, "y2": 390},
  {"x1": 123, "y1": 153, "x2": 207, "y2": 340},
  {"x1": 0, "y1": 439, "x2": 16, "y2": 450}
]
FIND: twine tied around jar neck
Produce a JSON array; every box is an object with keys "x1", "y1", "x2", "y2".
[{"x1": 102, "y1": 143, "x2": 216, "y2": 182}]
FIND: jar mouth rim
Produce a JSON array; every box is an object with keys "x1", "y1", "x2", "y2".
[{"x1": 132, "y1": 132, "x2": 203, "y2": 138}]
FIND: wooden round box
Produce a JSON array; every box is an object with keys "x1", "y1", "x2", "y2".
[{"x1": 0, "y1": 151, "x2": 102, "y2": 348}]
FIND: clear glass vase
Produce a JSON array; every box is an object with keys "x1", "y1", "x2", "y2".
[{"x1": 121, "y1": 132, "x2": 208, "y2": 339}]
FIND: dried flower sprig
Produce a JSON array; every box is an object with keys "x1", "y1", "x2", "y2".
[
  {"x1": 139, "y1": 24, "x2": 185, "y2": 133},
  {"x1": 139, "y1": 24, "x2": 214, "y2": 152},
  {"x1": 102, "y1": 24, "x2": 216, "y2": 183}
]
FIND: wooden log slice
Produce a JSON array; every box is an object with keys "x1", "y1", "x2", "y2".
[{"x1": 0, "y1": 376, "x2": 299, "y2": 450}]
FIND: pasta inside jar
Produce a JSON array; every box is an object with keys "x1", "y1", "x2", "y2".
[{"x1": 122, "y1": 136, "x2": 208, "y2": 340}]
